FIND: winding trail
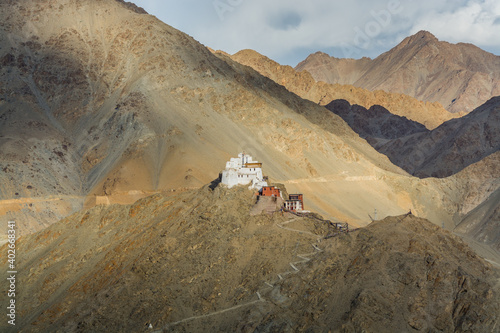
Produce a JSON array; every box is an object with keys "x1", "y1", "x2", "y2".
[
  {"x1": 153, "y1": 297, "x2": 264, "y2": 332},
  {"x1": 154, "y1": 215, "x2": 332, "y2": 331},
  {"x1": 276, "y1": 217, "x2": 322, "y2": 238}
]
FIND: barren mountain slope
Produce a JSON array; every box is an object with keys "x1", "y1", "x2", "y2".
[
  {"x1": 325, "y1": 99, "x2": 428, "y2": 142},
  {"x1": 2, "y1": 0, "x2": 486, "y2": 238},
  {"x1": 0, "y1": 0, "x2": 392, "y2": 235},
  {"x1": 455, "y1": 187, "x2": 500, "y2": 253},
  {"x1": 297, "y1": 31, "x2": 500, "y2": 114},
  {"x1": 228, "y1": 49, "x2": 458, "y2": 129},
  {"x1": 438, "y1": 151, "x2": 500, "y2": 256},
  {"x1": 374, "y1": 96, "x2": 500, "y2": 178},
  {"x1": 1, "y1": 185, "x2": 498, "y2": 332},
  {"x1": 263, "y1": 214, "x2": 500, "y2": 332}
]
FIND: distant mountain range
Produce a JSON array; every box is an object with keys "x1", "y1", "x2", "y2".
[
  {"x1": 226, "y1": 48, "x2": 500, "y2": 179},
  {"x1": 326, "y1": 96, "x2": 500, "y2": 178},
  {"x1": 229, "y1": 48, "x2": 458, "y2": 130},
  {"x1": 296, "y1": 31, "x2": 500, "y2": 114}
]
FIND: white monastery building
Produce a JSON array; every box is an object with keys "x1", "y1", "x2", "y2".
[{"x1": 221, "y1": 153, "x2": 268, "y2": 190}]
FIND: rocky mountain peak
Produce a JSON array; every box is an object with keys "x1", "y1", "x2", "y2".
[
  {"x1": 411, "y1": 30, "x2": 438, "y2": 42},
  {"x1": 297, "y1": 31, "x2": 500, "y2": 114}
]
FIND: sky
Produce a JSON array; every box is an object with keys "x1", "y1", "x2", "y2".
[{"x1": 130, "y1": 0, "x2": 500, "y2": 66}]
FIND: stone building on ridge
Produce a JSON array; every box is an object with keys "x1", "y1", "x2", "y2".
[
  {"x1": 221, "y1": 153, "x2": 268, "y2": 190},
  {"x1": 221, "y1": 153, "x2": 305, "y2": 213}
]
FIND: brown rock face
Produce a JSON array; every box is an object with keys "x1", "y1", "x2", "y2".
[
  {"x1": 296, "y1": 31, "x2": 500, "y2": 114},
  {"x1": 1, "y1": 187, "x2": 498, "y2": 332}
]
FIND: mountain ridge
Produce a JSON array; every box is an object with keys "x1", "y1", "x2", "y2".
[
  {"x1": 296, "y1": 30, "x2": 500, "y2": 114},
  {"x1": 325, "y1": 96, "x2": 500, "y2": 178},
  {"x1": 228, "y1": 48, "x2": 459, "y2": 130}
]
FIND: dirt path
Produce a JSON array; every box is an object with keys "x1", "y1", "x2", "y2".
[
  {"x1": 0, "y1": 195, "x2": 83, "y2": 206},
  {"x1": 155, "y1": 216, "x2": 325, "y2": 331},
  {"x1": 154, "y1": 298, "x2": 265, "y2": 332}
]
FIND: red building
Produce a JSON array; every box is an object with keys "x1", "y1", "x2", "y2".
[{"x1": 261, "y1": 186, "x2": 281, "y2": 197}]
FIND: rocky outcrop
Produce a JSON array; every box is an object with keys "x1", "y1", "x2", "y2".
[
  {"x1": 297, "y1": 31, "x2": 500, "y2": 114},
  {"x1": 114, "y1": 0, "x2": 148, "y2": 14}
]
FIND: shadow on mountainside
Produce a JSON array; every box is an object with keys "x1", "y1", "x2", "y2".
[{"x1": 326, "y1": 97, "x2": 500, "y2": 178}]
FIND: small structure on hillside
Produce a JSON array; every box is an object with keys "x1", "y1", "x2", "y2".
[
  {"x1": 221, "y1": 153, "x2": 307, "y2": 214},
  {"x1": 261, "y1": 186, "x2": 282, "y2": 198},
  {"x1": 251, "y1": 185, "x2": 284, "y2": 216},
  {"x1": 285, "y1": 194, "x2": 304, "y2": 212},
  {"x1": 221, "y1": 153, "x2": 268, "y2": 190}
]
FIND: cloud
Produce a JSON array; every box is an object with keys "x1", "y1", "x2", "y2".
[
  {"x1": 131, "y1": 0, "x2": 500, "y2": 65},
  {"x1": 408, "y1": 0, "x2": 500, "y2": 47},
  {"x1": 267, "y1": 10, "x2": 302, "y2": 31}
]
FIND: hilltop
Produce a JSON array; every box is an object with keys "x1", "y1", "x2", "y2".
[
  {"x1": 263, "y1": 214, "x2": 500, "y2": 332},
  {"x1": 1, "y1": 184, "x2": 498, "y2": 332}
]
